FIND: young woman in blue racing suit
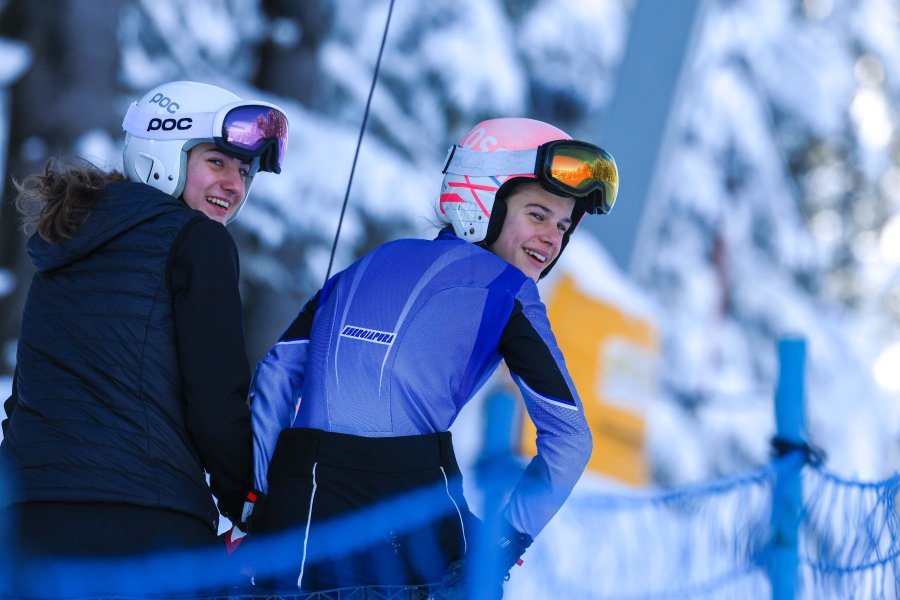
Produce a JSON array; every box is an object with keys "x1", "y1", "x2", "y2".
[{"x1": 247, "y1": 117, "x2": 618, "y2": 594}]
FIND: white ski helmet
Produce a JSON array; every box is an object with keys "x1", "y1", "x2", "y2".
[
  {"x1": 439, "y1": 117, "x2": 618, "y2": 276},
  {"x1": 122, "y1": 80, "x2": 288, "y2": 223}
]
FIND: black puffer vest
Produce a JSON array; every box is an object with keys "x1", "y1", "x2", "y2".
[{"x1": 3, "y1": 182, "x2": 220, "y2": 530}]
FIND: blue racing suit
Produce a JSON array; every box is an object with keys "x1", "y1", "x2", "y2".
[{"x1": 250, "y1": 228, "x2": 592, "y2": 539}]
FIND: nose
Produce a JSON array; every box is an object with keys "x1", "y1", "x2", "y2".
[
  {"x1": 222, "y1": 164, "x2": 245, "y2": 199},
  {"x1": 539, "y1": 222, "x2": 564, "y2": 249}
]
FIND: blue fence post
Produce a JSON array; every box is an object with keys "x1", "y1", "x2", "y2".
[
  {"x1": 469, "y1": 385, "x2": 521, "y2": 597},
  {"x1": 768, "y1": 337, "x2": 807, "y2": 600}
]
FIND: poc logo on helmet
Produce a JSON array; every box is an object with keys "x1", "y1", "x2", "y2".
[
  {"x1": 149, "y1": 93, "x2": 180, "y2": 113},
  {"x1": 147, "y1": 117, "x2": 193, "y2": 132}
]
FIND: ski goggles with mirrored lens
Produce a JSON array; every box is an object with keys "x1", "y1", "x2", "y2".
[
  {"x1": 123, "y1": 101, "x2": 289, "y2": 174},
  {"x1": 443, "y1": 139, "x2": 618, "y2": 215}
]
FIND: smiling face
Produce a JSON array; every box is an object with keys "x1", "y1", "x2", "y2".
[
  {"x1": 487, "y1": 182, "x2": 575, "y2": 282},
  {"x1": 181, "y1": 143, "x2": 251, "y2": 224}
]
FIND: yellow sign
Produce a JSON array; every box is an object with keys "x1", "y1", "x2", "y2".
[{"x1": 518, "y1": 273, "x2": 658, "y2": 486}]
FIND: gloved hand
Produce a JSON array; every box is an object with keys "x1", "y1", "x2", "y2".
[
  {"x1": 496, "y1": 527, "x2": 533, "y2": 577},
  {"x1": 220, "y1": 490, "x2": 264, "y2": 556},
  {"x1": 223, "y1": 523, "x2": 248, "y2": 556},
  {"x1": 432, "y1": 560, "x2": 468, "y2": 600},
  {"x1": 433, "y1": 522, "x2": 532, "y2": 600}
]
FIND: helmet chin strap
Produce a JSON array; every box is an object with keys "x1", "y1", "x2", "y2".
[
  {"x1": 539, "y1": 233, "x2": 571, "y2": 280},
  {"x1": 539, "y1": 197, "x2": 587, "y2": 279},
  {"x1": 483, "y1": 196, "x2": 508, "y2": 247},
  {"x1": 484, "y1": 177, "x2": 532, "y2": 247},
  {"x1": 226, "y1": 177, "x2": 253, "y2": 224}
]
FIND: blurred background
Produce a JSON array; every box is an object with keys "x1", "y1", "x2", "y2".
[{"x1": 1, "y1": 0, "x2": 899, "y2": 494}]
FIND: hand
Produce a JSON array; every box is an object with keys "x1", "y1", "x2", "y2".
[
  {"x1": 239, "y1": 490, "x2": 260, "y2": 529},
  {"x1": 433, "y1": 560, "x2": 466, "y2": 600},
  {"x1": 496, "y1": 526, "x2": 532, "y2": 577},
  {"x1": 433, "y1": 560, "x2": 504, "y2": 600},
  {"x1": 223, "y1": 524, "x2": 248, "y2": 556},
  {"x1": 219, "y1": 490, "x2": 261, "y2": 556},
  {"x1": 231, "y1": 489, "x2": 265, "y2": 533}
]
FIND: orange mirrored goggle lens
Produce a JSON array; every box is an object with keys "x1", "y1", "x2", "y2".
[{"x1": 541, "y1": 142, "x2": 619, "y2": 214}]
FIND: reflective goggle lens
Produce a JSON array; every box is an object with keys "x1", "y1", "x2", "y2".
[
  {"x1": 541, "y1": 141, "x2": 618, "y2": 214},
  {"x1": 221, "y1": 105, "x2": 289, "y2": 173}
]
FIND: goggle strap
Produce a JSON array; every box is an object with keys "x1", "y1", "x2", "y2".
[
  {"x1": 441, "y1": 145, "x2": 456, "y2": 174},
  {"x1": 122, "y1": 103, "x2": 217, "y2": 141},
  {"x1": 443, "y1": 146, "x2": 538, "y2": 178}
]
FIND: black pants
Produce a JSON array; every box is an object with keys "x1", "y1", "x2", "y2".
[
  {"x1": 1, "y1": 501, "x2": 226, "y2": 598},
  {"x1": 256, "y1": 428, "x2": 474, "y2": 592}
]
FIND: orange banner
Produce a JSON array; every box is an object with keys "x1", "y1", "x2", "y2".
[{"x1": 519, "y1": 274, "x2": 658, "y2": 486}]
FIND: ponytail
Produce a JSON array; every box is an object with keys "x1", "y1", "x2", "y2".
[{"x1": 15, "y1": 158, "x2": 125, "y2": 242}]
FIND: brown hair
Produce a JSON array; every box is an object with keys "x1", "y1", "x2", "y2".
[{"x1": 15, "y1": 158, "x2": 126, "y2": 242}]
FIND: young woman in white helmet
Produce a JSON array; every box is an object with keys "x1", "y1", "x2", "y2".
[
  {"x1": 247, "y1": 117, "x2": 617, "y2": 596},
  {"x1": 1, "y1": 80, "x2": 288, "y2": 597}
]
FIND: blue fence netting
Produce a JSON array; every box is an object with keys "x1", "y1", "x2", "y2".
[
  {"x1": 800, "y1": 466, "x2": 900, "y2": 599},
  {"x1": 508, "y1": 456, "x2": 900, "y2": 599},
  {"x1": 2, "y1": 455, "x2": 899, "y2": 599},
  {"x1": 3, "y1": 339, "x2": 898, "y2": 599},
  {"x1": 518, "y1": 460, "x2": 779, "y2": 599}
]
